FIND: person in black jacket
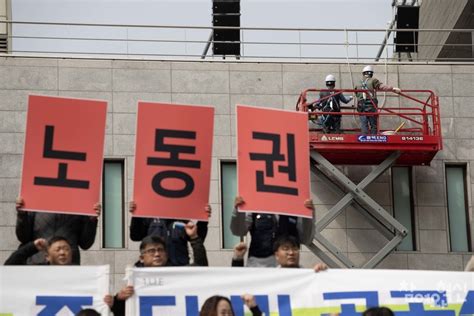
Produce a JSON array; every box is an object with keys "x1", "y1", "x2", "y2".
[
  {"x1": 308, "y1": 74, "x2": 353, "y2": 134},
  {"x1": 230, "y1": 196, "x2": 315, "y2": 267},
  {"x1": 15, "y1": 197, "x2": 100, "y2": 265},
  {"x1": 107, "y1": 221, "x2": 208, "y2": 316},
  {"x1": 232, "y1": 235, "x2": 327, "y2": 272},
  {"x1": 128, "y1": 200, "x2": 211, "y2": 266},
  {"x1": 5, "y1": 236, "x2": 73, "y2": 265}
]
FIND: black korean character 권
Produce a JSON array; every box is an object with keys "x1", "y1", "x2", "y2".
[{"x1": 249, "y1": 132, "x2": 298, "y2": 196}]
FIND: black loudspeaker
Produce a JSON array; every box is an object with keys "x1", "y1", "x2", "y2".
[
  {"x1": 212, "y1": 0, "x2": 240, "y2": 56},
  {"x1": 213, "y1": 1, "x2": 240, "y2": 14},
  {"x1": 395, "y1": 6, "x2": 419, "y2": 53}
]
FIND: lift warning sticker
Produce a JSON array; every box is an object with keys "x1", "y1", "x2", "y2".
[
  {"x1": 357, "y1": 135, "x2": 388, "y2": 143},
  {"x1": 237, "y1": 105, "x2": 311, "y2": 218}
]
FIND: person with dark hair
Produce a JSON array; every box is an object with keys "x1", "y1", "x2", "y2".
[
  {"x1": 200, "y1": 294, "x2": 262, "y2": 316},
  {"x1": 230, "y1": 196, "x2": 315, "y2": 267},
  {"x1": 5, "y1": 236, "x2": 72, "y2": 265},
  {"x1": 76, "y1": 309, "x2": 100, "y2": 316},
  {"x1": 362, "y1": 307, "x2": 395, "y2": 316},
  {"x1": 200, "y1": 296, "x2": 234, "y2": 316},
  {"x1": 232, "y1": 235, "x2": 327, "y2": 271},
  {"x1": 108, "y1": 221, "x2": 208, "y2": 316},
  {"x1": 129, "y1": 200, "x2": 211, "y2": 266},
  {"x1": 15, "y1": 197, "x2": 100, "y2": 264}
]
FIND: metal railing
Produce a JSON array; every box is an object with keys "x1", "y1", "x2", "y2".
[
  {"x1": 1, "y1": 20, "x2": 473, "y2": 62},
  {"x1": 296, "y1": 88, "x2": 441, "y2": 143}
]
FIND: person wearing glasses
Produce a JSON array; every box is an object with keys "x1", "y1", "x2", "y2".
[
  {"x1": 128, "y1": 201, "x2": 211, "y2": 266},
  {"x1": 107, "y1": 221, "x2": 208, "y2": 316},
  {"x1": 230, "y1": 197, "x2": 315, "y2": 268},
  {"x1": 232, "y1": 235, "x2": 327, "y2": 271}
]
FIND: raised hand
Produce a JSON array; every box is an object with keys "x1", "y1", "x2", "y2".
[
  {"x1": 234, "y1": 196, "x2": 245, "y2": 208},
  {"x1": 233, "y1": 242, "x2": 248, "y2": 260}
]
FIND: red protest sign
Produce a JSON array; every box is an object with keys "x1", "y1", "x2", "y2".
[
  {"x1": 237, "y1": 105, "x2": 311, "y2": 218},
  {"x1": 133, "y1": 102, "x2": 214, "y2": 221},
  {"x1": 20, "y1": 95, "x2": 107, "y2": 216}
]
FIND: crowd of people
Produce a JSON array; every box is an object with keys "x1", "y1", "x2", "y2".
[
  {"x1": 8, "y1": 194, "x2": 471, "y2": 315},
  {"x1": 6, "y1": 195, "x2": 330, "y2": 315}
]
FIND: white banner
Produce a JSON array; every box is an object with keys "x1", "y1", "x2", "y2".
[
  {"x1": 0, "y1": 265, "x2": 110, "y2": 316},
  {"x1": 127, "y1": 267, "x2": 473, "y2": 316}
]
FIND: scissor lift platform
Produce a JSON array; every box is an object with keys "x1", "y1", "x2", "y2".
[
  {"x1": 311, "y1": 133, "x2": 439, "y2": 165},
  {"x1": 297, "y1": 88, "x2": 443, "y2": 268},
  {"x1": 298, "y1": 88, "x2": 442, "y2": 166}
]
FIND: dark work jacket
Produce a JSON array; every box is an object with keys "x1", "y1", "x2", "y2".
[
  {"x1": 316, "y1": 91, "x2": 351, "y2": 112},
  {"x1": 111, "y1": 237, "x2": 208, "y2": 316},
  {"x1": 309, "y1": 90, "x2": 352, "y2": 113},
  {"x1": 248, "y1": 214, "x2": 298, "y2": 258},
  {"x1": 129, "y1": 217, "x2": 208, "y2": 266},
  {"x1": 16, "y1": 211, "x2": 97, "y2": 264},
  {"x1": 4, "y1": 241, "x2": 47, "y2": 265}
]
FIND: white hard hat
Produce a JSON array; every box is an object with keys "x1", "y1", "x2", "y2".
[
  {"x1": 363, "y1": 65, "x2": 374, "y2": 73},
  {"x1": 325, "y1": 74, "x2": 336, "y2": 82}
]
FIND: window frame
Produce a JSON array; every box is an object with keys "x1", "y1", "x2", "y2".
[
  {"x1": 391, "y1": 166, "x2": 416, "y2": 251},
  {"x1": 219, "y1": 159, "x2": 241, "y2": 250},
  {"x1": 445, "y1": 164, "x2": 472, "y2": 252},
  {"x1": 102, "y1": 159, "x2": 125, "y2": 249}
]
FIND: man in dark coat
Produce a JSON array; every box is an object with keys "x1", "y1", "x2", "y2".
[{"x1": 15, "y1": 197, "x2": 100, "y2": 264}]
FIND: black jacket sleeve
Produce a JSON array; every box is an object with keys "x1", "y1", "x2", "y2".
[
  {"x1": 338, "y1": 93, "x2": 352, "y2": 104},
  {"x1": 196, "y1": 221, "x2": 208, "y2": 241},
  {"x1": 110, "y1": 294, "x2": 126, "y2": 316},
  {"x1": 4, "y1": 241, "x2": 38, "y2": 265},
  {"x1": 231, "y1": 258, "x2": 244, "y2": 267},
  {"x1": 189, "y1": 237, "x2": 208, "y2": 266},
  {"x1": 15, "y1": 211, "x2": 34, "y2": 244},
  {"x1": 250, "y1": 305, "x2": 263, "y2": 316},
  {"x1": 78, "y1": 216, "x2": 98, "y2": 250},
  {"x1": 130, "y1": 217, "x2": 149, "y2": 241}
]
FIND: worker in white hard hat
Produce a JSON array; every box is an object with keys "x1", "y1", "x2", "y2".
[
  {"x1": 355, "y1": 66, "x2": 401, "y2": 135},
  {"x1": 308, "y1": 74, "x2": 352, "y2": 134}
]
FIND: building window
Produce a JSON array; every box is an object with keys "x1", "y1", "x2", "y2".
[
  {"x1": 391, "y1": 167, "x2": 415, "y2": 251},
  {"x1": 446, "y1": 165, "x2": 471, "y2": 252},
  {"x1": 102, "y1": 160, "x2": 125, "y2": 248},
  {"x1": 220, "y1": 161, "x2": 240, "y2": 249}
]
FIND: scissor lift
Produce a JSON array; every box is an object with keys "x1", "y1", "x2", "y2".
[{"x1": 296, "y1": 89, "x2": 442, "y2": 268}]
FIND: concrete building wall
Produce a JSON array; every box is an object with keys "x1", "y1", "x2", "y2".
[
  {"x1": 0, "y1": 57, "x2": 472, "y2": 291},
  {"x1": 417, "y1": 0, "x2": 470, "y2": 60}
]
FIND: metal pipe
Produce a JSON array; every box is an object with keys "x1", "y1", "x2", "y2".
[
  {"x1": 201, "y1": 30, "x2": 213, "y2": 59},
  {"x1": 375, "y1": 19, "x2": 396, "y2": 61},
  {"x1": 1, "y1": 20, "x2": 473, "y2": 33}
]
